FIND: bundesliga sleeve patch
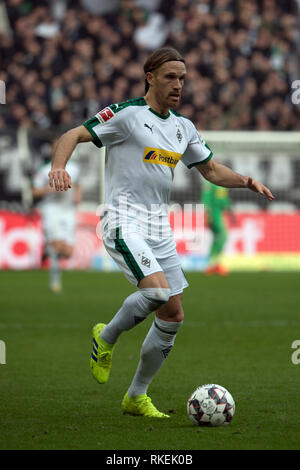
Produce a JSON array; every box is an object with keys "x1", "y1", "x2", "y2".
[{"x1": 96, "y1": 107, "x2": 115, "y2": 124}]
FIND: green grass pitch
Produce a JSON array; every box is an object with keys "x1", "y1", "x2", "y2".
[{"x1": 0, "y1": 270, "x2": 299, "y2": 450}]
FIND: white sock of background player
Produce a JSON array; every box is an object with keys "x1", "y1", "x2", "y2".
[{"x1": 47, "y1": 245, "x2": 61, "y2": 288}]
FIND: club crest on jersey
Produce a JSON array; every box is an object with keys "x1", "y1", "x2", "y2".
[
  {"x1": 143, "y1": 147, "x2": 182, "y2": 168},
  {"x1": 176, "y1": 124, "x2": 183, "y2": 143},
  {"x1": 96, "y1": 107, "x2": 115, "y2": 124}
]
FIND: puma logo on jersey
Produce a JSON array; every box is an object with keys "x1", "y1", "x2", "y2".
[
  {"x1": 143, "y1": 147, "x2": 182, "y2": 168},
  {"x1": 144, "y1": 123, "x2": 154, "y2": 133}
]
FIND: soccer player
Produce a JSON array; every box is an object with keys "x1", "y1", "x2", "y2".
[
  {"x1": 201, "y1": 181, "x2": 232, "y2": 275},
  {"x1": 32, "y1": 141, "x2": 81, "y2": 292},
  {"x1": 48, "y1": 47, "x2": 274, "y2": 417}
]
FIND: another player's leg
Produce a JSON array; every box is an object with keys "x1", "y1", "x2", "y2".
[
  {"x1": 48, "y1": 209, "x2": 76, "y2": 292},
  {"x1": 204, "y1": 216, "x2": 228, "y2": 275},
  {"x1": 47, "y1": 241, "x2": 62, "y2": 293},
  {"x1": 48, "y1": 241, "x2": 74, "y2": 292},
  {"x1": 90, "y1": 272, "x2": 170, "y2": 384},
  {"x1": 122, "y1": 293, "x2": 183, "y2": 418}
]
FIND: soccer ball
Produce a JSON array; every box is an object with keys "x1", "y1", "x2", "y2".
[{"x1": 187, "y1": 383, "x2": 235, "y2": 426}]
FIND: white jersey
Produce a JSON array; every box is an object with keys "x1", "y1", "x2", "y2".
[
  {"x1": 83, "y1": 97, "x2": 212, "y2": 237},
  {"x1": 33, "y1": 160, "x2": 80, "y2": 209}
]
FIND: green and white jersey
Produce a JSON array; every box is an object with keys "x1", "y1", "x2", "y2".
[{"x1": 83, "y1": 97, "x2": 213, "y2": 237}]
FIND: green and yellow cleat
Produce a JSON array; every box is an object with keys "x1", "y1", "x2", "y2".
[
  {"x1": 90, "y1": 323, "x2": 115, "y2": 384},
  {"x1": 122, "y1": 392, "x2": 170, "y2": 418}
]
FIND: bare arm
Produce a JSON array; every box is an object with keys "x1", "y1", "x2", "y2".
[
  {"x1": 73, "y1": 183, "x2": 82, "y2": 205},
  {"x1": 32, "y1": 186, "x2": 55, "y2": 199},
  {"x1": 196, "y1": 159, "x2": 274, "y2": 201},
  {"x1": 48, "y1": 125, "x2": 92, "y2": 191}
]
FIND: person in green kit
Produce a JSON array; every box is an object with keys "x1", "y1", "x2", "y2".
[{"x1": 201, "y1": 180, "x2": 233, "y2": 275}]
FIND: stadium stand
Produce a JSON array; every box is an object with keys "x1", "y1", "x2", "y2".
[{"x1": 0, "y1": 0, "x2": 299, "y2": 132}]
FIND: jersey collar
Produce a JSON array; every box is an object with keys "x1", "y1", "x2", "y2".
[{"x1": 148, "y1": 108, "x2": 170, "y2": 120}]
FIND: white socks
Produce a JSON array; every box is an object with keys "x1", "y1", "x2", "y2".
[
  {"x1": 100, "y1": 289, "x2": 182, "y2": 397},
  {"x1": 127, "y1": 317, "x2": 183, "y2": 398},
  {"x1": 47, "y1": 245, "x2": 61, "y2": 287},
  {"x1": 100, "y1": 290, "x2": 159, "y2": 344}
]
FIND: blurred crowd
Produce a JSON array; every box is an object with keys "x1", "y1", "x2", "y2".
[{"x1": 0, "y1": 0, "x2": 300, "y2": 132}]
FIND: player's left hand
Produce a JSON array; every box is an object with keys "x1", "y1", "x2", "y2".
[
  {"x1": 246, "y1": 177, "x2": 274, "y2": 201},
  {"x1": 48, "y1": 169, "x2": 72, "y2": 191}
]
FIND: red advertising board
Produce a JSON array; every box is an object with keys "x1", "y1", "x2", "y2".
[
  {"x1": 1, "y1": 210, "x2": 300, "y2": 270},
  {"x1": 173, "y1": 212, "x2": 300, "y2": 255},
  {"x1": 0, "y1": 210, "x2": 43, "y2": 269}
]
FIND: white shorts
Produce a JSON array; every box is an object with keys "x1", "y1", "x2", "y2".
[
  {"x1": 102, "y1": 227, "x2": 189, "y2": 296},
  {"x1": 41, "y1": 205, "x2": 76, "y2": 245}
]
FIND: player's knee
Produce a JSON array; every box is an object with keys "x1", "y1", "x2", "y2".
[
  {"x1": 174, "y1": 309, "x2": 184, "y2": 323},
  {"x1": 59, "y1": 243, "x2": 73, "y2": 258},
  {"x1": 51, "y1": 241, "x2": 61, "y2": 253},
  {"x1": 64, "y1": 248, "x2": 73, "y2": 258},
  {"x1": 165, "y1": 306, "x2": 184, "y2": 323},
  {"x1": 157, "y1": 294, "x2": 184, "y2": 322},
  {"x1": 140, "y1": 287, "x2": 171, "y2": 307}
]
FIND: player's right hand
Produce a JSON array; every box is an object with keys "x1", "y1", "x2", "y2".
[{"x1": 48, "y1": 169, "x2": 72, "y2": 191}]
